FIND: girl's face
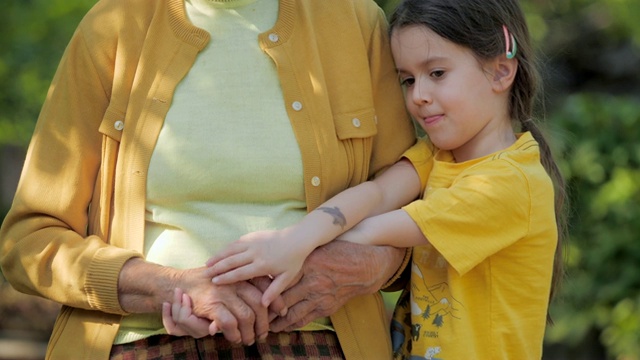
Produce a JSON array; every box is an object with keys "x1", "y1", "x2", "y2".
[{"x1": 391, "y1": 25, "x2": 515, "y2": 162}]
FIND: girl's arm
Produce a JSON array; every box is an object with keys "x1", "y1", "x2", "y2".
[
  {"x1": 338, "y1": 209, "x2": 428, "y2": 248},
  {"x1": 206, "y1": 159, "x2": 421, "y2": 306}
]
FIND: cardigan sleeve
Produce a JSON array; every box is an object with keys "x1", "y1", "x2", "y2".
[
  {"x1": 366, "y1": 7, "x2": 416, "y2": 177},
  {"x1": 0, "y1": 6, "x2": 141, "y2": 315},
  {"x1": 363, "y1": 6, "x2": 417, "y2": 291}
]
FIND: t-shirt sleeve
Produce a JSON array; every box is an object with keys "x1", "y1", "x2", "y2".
[
  {"x1": 401, "y1": 138, "x2": 435, "y2": 193},
  {"x1": 402, "y1": 160, "x2": 531, "y2": 275}
]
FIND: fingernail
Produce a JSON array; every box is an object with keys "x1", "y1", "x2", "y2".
[
  {"x1": 279, "y1": 307, "x2": 288, "y2": 317},
  {"x1": 259, "y1": 332, "x2": 268, "y2": 341}
]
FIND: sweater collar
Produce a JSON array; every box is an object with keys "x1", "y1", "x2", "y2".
[
  {"x1": 168, "y1": 0, "x2": 296, "y2": 49},
  {"x1": 201, "y1": 0, "x2": 258, "y2": 8}
]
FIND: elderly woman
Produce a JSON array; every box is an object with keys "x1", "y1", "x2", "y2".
[{"x1": 0, "y1": 0, "x2": 416, "y2": 359}]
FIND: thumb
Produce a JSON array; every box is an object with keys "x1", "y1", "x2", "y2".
[{"x1": 209, "y1": 321, "x2": 219, "y2": 335}]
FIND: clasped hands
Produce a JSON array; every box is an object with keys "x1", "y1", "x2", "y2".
[
  {"x1": 162, "y1": 273, "x2": 288, "y2": 345},
  {"x1": 160, "y1": 240, "x2": 404, "y2": 346}
]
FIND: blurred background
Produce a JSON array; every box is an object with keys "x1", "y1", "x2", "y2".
[{"x1": 0, "y1": 0, "x2": 638, "y2": 359}]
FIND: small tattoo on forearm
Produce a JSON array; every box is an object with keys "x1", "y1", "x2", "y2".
[{"x1": 318, "y1": 206, "x2": 347, "y2": 228}]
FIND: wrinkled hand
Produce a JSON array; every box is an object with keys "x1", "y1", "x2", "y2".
[
  {"x1": 118, "y1": 259, "x2": 284, "y2": 345},
  {"x1": 168, "y1": 269, "x2": 288, "y2": 344},
  {"x1": 269, "y1": 240, "x2": 405, "y2": 332},
  {"x1": 176, "y1": 268, "x2": 274, "y2": 345},
  {"x1": 163, "y1": 288, "x2": 216, "y2": 338}
]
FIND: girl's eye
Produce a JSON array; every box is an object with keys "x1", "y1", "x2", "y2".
[
  {"x1": 431, "y1": 70, "x2": 445, "y2": 78},
  {"x1": 400, "y1": 77, "x2": 415, "y2": 87}
]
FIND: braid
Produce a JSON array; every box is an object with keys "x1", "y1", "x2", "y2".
[{"x1": 521, "y1": 117, "x2": 568, "y2": 322}]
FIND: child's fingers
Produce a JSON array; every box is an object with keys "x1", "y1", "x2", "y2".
[
  {"x1": 179, "y1": 293, "x2": 193, "y2": 319},
  {"x1": 209, "y1": 321, "x2": 219, "y2": 335},
  {"x1": 205, "y1": 252, "x2": 253, "y2": 278},
  {"x1": 171, "y1": 288, "x2": 184, "y2": 323},
  {"x1": 265, "y1": 276, "x2": 288, "y2": 317},
  {"x1": 211, "y1": 263, "x2": 261, "y2": 284},
  {"x1": 182, "y1": 292, "x2": 193, "y2": 309},
  {"x1": 205, "y1": 242, "x2": 247, "y2": 267},
  {"x1": 172, "y1": 292, "x2": 213, "y2": 338},
  {"x1": 162, "y1": 302, "x2": 180, "y2": 335},
  {"x1": 261, "y1": 273, "x2": 293, "y2": 308},
  {"x1": 249, "y1": 276, "x2": 287, "y2": 318}
]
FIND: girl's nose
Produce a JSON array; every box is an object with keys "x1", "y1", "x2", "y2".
[{"x1": 410, "y1": 78, "x2": 432, "y2": 105}]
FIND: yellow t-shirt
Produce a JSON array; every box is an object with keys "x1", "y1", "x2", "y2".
[{"x1": 396, "y1": 132, "x2": 557, "y2": 359}]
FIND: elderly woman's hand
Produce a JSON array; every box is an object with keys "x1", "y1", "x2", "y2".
[
  {"x1": 162, "y1": 287, "x2": 214, "y2": 338},
  {"x1": 118, "y1": 259, "x2": 286, "y2": 345},
  {"x1": 160, "y1": 279, "x2": 268, "y2": 345},
  {"x1": 160, "y1": 275, "x2": 290, "y2": 344},
  {"x1": 269, "y1": 240, "x2": 405, "y2": 332},
  {"x1": 118, "y1": 258, "x2": 286, "y2": 344}
]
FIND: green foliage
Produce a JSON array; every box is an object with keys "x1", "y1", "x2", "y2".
[
  {"x1": 546, "y1": 93, "x2": 640, "y2": 359},
  {"x1": 1, "y1": 0, "x2": 639, "y2": 357},
  {"x1": 0, "y1": 0, "x2": 94, "y2": 146}
]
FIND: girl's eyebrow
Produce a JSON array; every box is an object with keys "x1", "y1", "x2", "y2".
[
  {"x1": 420, "y1": 56, "x2": 448, "y2": 67},
  {"x1": 396, "y1": 56, "x2": 449, "y2": 73}
]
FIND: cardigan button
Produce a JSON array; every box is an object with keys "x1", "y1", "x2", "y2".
[
  {"x1": 292, "y1": 101, "x2": 303, "y2": 111},
  {"x1": 352, "y1": 118, "x2": 361, "y2": 128},
  {"x1": 268, "y1": 33, "x2": 279, "y2": 42},
  {"x1": 311, "y1": 176, "x2": 321, "y2": 187},
  {"x1": 114, "y1": 120, "x2": 124, "y2": 131}
]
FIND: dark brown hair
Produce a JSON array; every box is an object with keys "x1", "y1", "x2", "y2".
[{"x1": 390, "y1": 0, "x2": 568, "y2": 323}]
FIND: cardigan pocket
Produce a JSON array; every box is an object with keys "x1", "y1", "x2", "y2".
[
  {"x1": 334, "y1": 108, "x2": 377, "y2": 140},
  {"x1": 334, "y1": 108, "x2": 378, "y2": 185},
  {"x1": 88, "y1": 106, "x2": 125, "y2": 243},
  {"x1": 46, "y1": 305, "x2": 72, "y2": 359}
]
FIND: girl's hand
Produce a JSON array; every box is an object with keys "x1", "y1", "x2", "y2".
[
  {"x1": 162, "y1": 288, "x2": 217, "y2": 338},
  {"x1": 205, "y1": 229, "x2": 310, "y2": 307}
]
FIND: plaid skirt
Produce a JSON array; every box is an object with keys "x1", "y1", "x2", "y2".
[{"x1": 109, "y1": 331, "x2": 345, "y2": 360}]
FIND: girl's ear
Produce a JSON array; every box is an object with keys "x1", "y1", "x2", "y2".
[{"x1": 490, "y1": 56, "x2": 518, "y2": 93}]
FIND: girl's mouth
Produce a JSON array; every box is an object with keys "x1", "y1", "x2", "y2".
[{"x1": 423, "y1": 114, "x2": 444, "y2": 125}]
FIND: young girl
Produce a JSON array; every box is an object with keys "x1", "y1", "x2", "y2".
[{"x1": 164, "y1": 0, "x2": 567, "y2": 357}]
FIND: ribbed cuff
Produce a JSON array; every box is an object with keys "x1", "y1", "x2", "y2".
[
  {"x1": 381, "y1": 247, "x2": 412, "y2": 291},
  {"x1": 85, "y1": 245, "x2": 143, "y2": 315}
]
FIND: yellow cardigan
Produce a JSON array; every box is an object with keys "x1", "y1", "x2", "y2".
[{"x1": 0, "y1": 0, "x2": 415, "y2": 358}]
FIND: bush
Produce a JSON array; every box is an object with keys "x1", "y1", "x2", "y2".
[{"x1": 545, "y1": 93, "x2": 640, "y2": 359}]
